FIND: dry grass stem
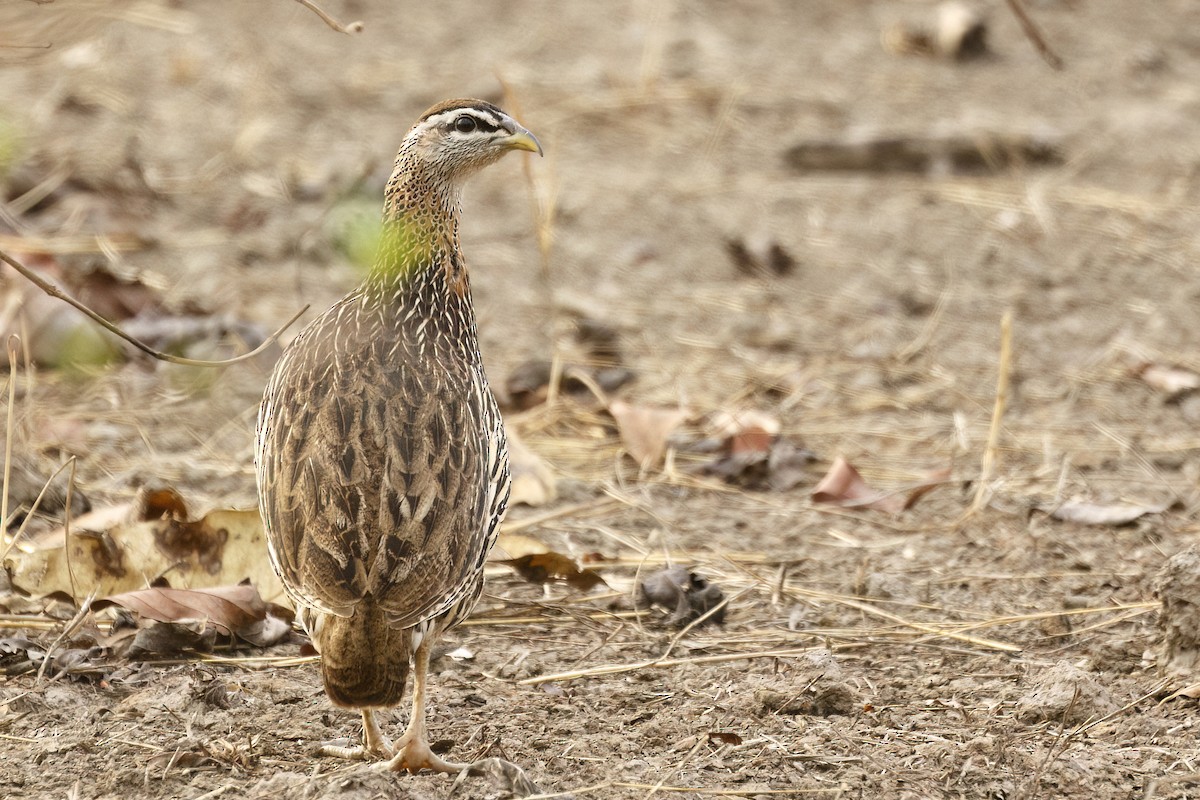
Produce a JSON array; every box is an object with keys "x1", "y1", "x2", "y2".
[
  {"x1": 970, "y1": 309, "x2": 1013, "y2": 515},
  {"x1": 519, "y1": 646, "x2": 846, "y2": 685},
  {"x1": 291, "y1": 0, "x2": 363, "y2": 34},
  {"x1": 2, "y1": 335, "x2": 16, "y2": 537},
  {"x1": 1003, "y1": 0, "x2": 1064, "y2": 69}
]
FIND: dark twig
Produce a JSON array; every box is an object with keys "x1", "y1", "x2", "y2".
[
  {"x1": 1004, "y1": 0, "x2": 1064, "y2": 69},
  {"x1": 292, "y1": 0, "x2": 364, "y2": 34},
  {"x1": 0, "y1": 248, "x2": 307, "y2": 368}
]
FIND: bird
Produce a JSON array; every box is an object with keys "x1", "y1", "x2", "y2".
[{"x1": 254, "y1": 98, "x2": 542, "y2": 774}]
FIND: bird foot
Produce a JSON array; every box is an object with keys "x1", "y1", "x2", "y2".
[{"x1": 375, "y1": 736, "x2": 467, "y2": 774}]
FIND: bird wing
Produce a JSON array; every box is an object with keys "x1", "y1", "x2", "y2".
[{"x1": 256, "y1": 298, "x2": 508, "y2": 629}]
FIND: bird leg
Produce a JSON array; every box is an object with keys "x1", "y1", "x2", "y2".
[
  {"x1": 319, "y1": 709, "x2": 395, "y2": 760},
  {"x1": 377, "y1": 634, "x2": 469, "y2": 774}
]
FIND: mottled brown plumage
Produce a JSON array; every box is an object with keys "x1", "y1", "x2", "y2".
[{"x1": 255, "y1": 99, "x2": 541, "y2": 773}]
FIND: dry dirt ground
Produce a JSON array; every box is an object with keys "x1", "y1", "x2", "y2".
[{"x1": 2, "y1": 1, "x2": 1200, "y2": 798}]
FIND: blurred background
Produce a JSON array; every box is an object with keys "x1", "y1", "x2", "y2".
[{"x1": 0, "y1": 0, "x2": 1196, "y2": 518}]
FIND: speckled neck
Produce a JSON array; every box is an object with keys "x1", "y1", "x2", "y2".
[{"x1": 359, "y1": 145, "x2": 479, "y2": 361}]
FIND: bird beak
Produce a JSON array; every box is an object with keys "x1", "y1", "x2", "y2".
[{"x1": 503, "y1": 126, "x2": 543, "y2": 157}]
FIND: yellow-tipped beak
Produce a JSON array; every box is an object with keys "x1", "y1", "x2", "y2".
[{"x1": 505, "y1": 127, "x2": 543, "y2": 156}]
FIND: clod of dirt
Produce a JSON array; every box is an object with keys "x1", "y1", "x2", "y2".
[
  {"x1": 756, "y1": 652, "x2": 859, "y2": 716},
  {"x1": 636, "y1": 566, "x2": 726, "y2": 626},
  {"x1": 1154, "y1": 545, "x2": 1200, "y2": 679},
  {"x1": 1015, "y1": 661, "x2": 1117, "y2": 725}
]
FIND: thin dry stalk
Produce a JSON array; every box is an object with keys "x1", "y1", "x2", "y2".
[
  {"x1": 1004, "y1": 0, "x2": 1064, "y2": 69},
  {"x1": 0, "y1": 248, "x2": 308, "y2": 368},
  {"x1": 970, "y1": 309, "x2": 1013, "y2": 515},
  {"x1": 63, "y1": 456, "x2": 78, "y2": 600},
  {"x1": 620, "y1": 785, "x2": 838, "y2": 797},
  {"x1": 799, "y1": 591, "x2": 1020, "y2": 653},
  {"x1": 518, "y1": 645, "x2": 847, "y2": 685},
  {"x1": 2, "y1": 335, "x2": 16, "y2": 536},
  {"x1": 291, "y1": 0, "x2": 363, "y2": 33}
]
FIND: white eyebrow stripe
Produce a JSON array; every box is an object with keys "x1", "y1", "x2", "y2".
[{"x1": 421, "y1": 108, "x2": 505, "y2": 130}]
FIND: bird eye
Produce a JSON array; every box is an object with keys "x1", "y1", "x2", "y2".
[{"x1": 453, "y1": 116, "x2": 477, "y2": 134}]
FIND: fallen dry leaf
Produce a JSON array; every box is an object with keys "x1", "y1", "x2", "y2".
[
  {"x1": 95, "y1": 584, "x2": 267, "y2": 636},
  {"x1": 1044, "y1": 498, "x2": 1171, "y2": 527},
  {"x1": 500, "y1": 552, "x2": 606, "y2": 592},
  {"x1": 4, "y1": 486, "x2": 287, "y2": 605},
  {"x1": 811, "y1": 457, "x2": 906, "y2": 514},
  {"x1": 608, "y1": 400, "x2": 689, "y2": 468}
]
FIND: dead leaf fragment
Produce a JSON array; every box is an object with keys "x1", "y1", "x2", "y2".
[
  {"x1": 608, "y1": 401, "x2": 689, "y2": 468},
  {"x1": 1044, "y1": 498, "x2": 1171, "y2": 527},
  {"x1": 500, "y1": 552, "x2": 607, "y2": 592},
  {"x1": 811, "y1": 457, "x2": 905, "y2": 514}
]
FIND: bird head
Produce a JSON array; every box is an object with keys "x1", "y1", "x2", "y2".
[{"x1": 402, "y1": 99, "x2": 543, "y2": 182}]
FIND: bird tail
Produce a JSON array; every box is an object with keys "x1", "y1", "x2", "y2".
[{"x1": 309, "y1": 600, "x2": 412, "y2": 708}]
